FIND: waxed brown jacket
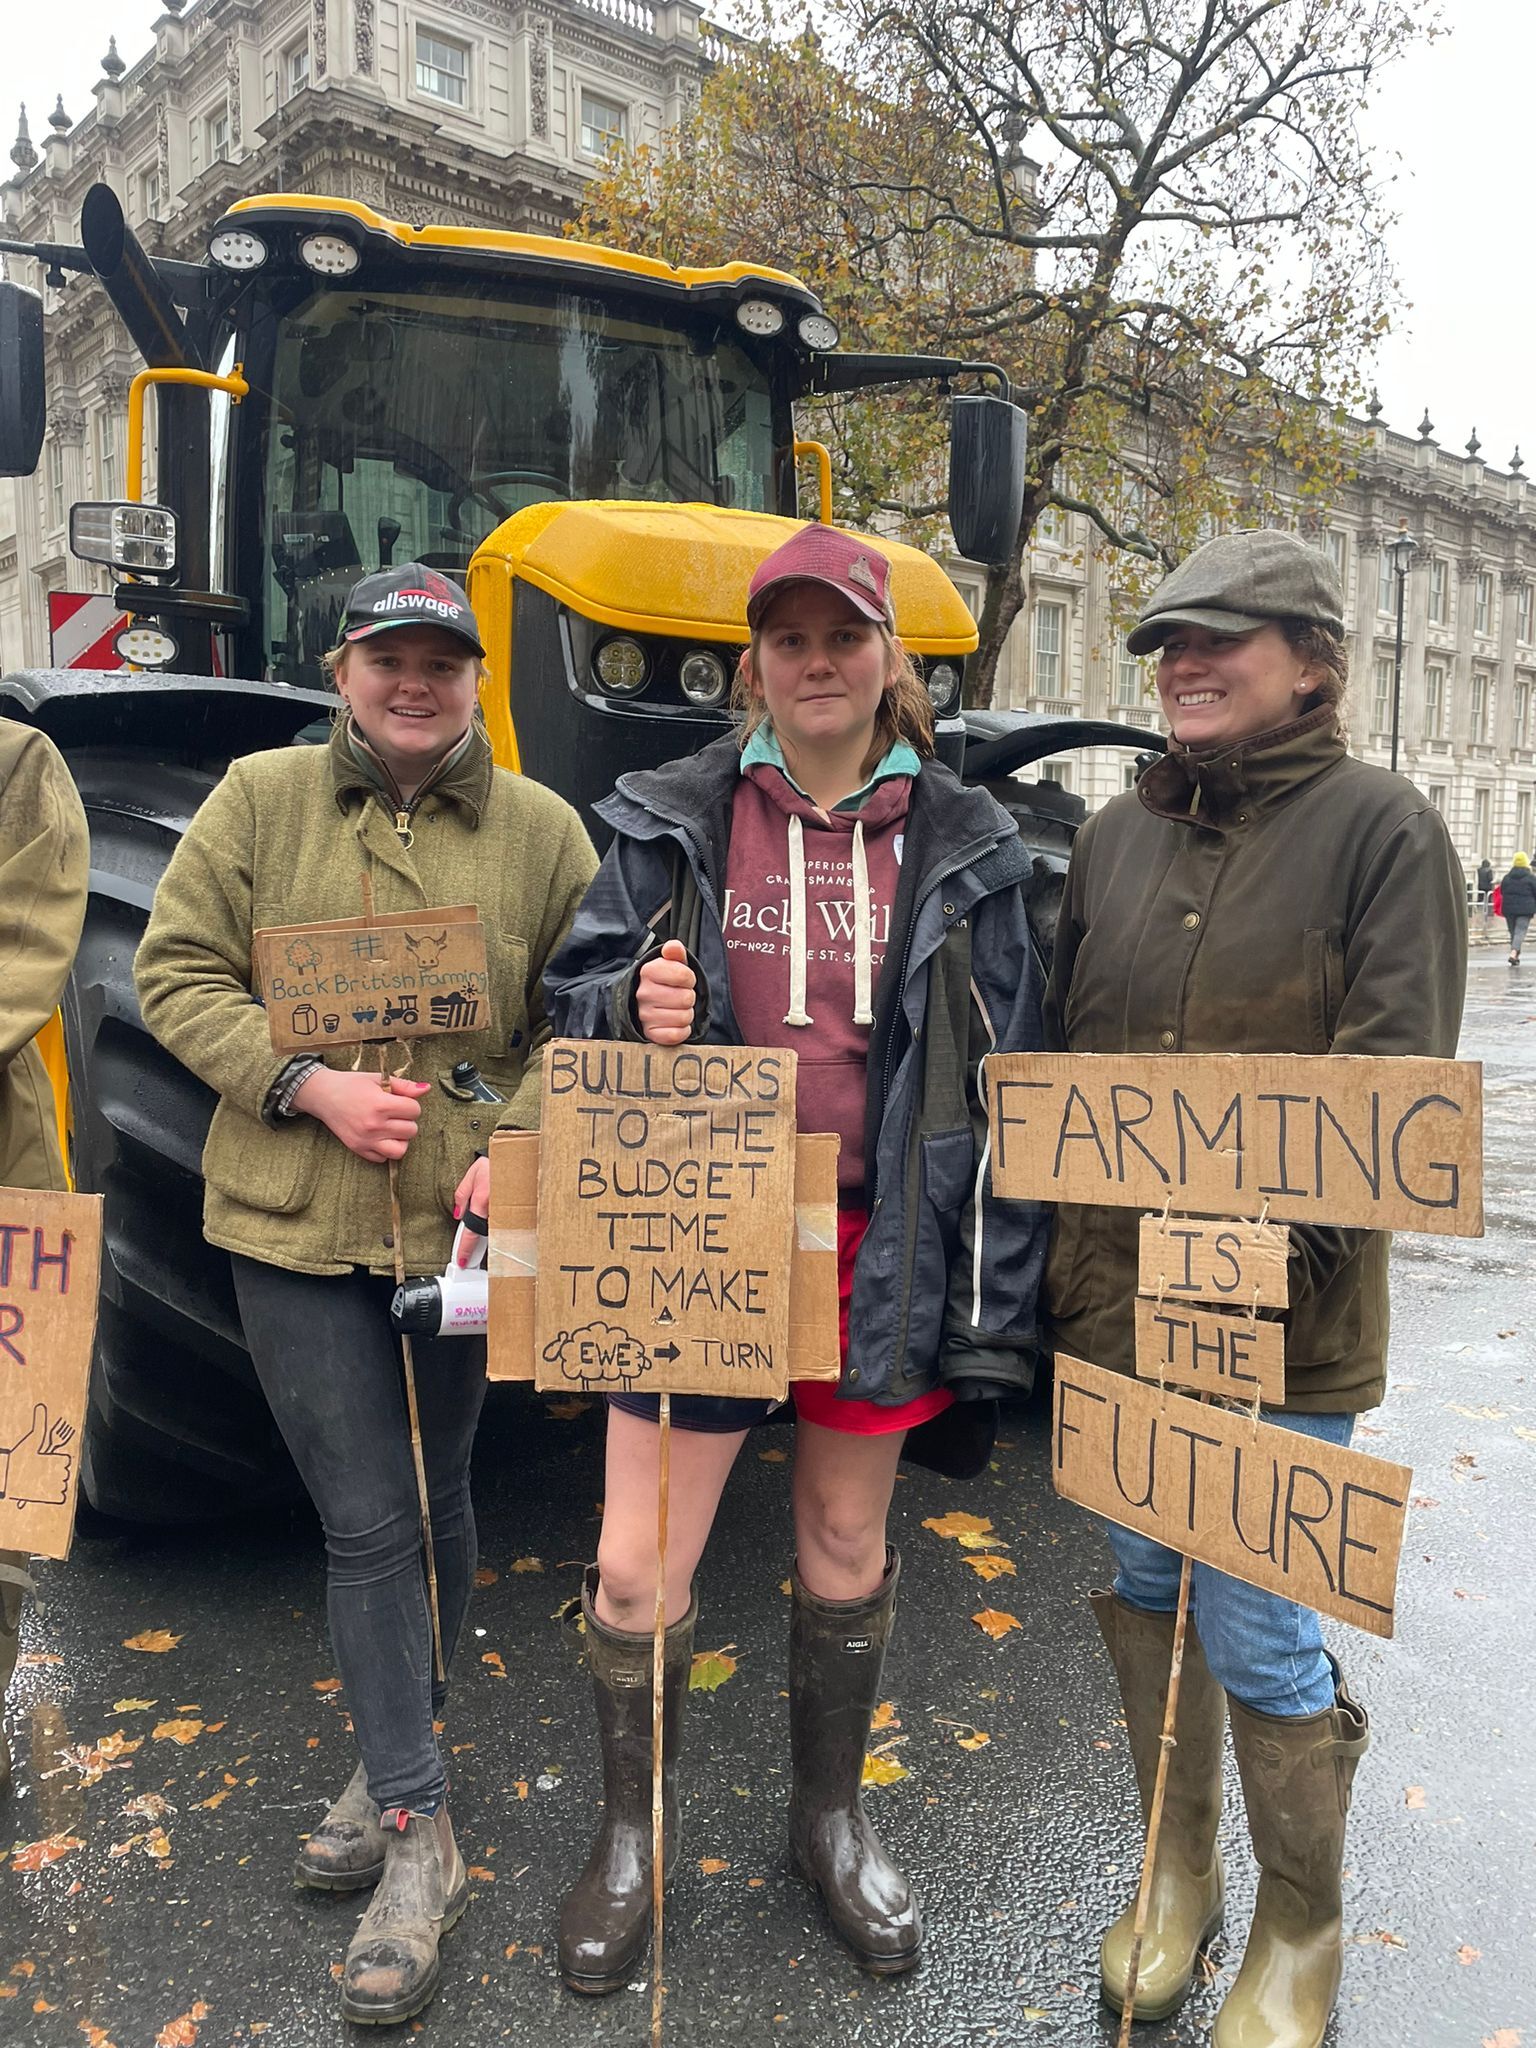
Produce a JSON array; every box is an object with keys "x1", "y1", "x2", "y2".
[
  {"x1": 1, "y1": 719, "x2": 89, "y2": 1196},
  {"x1": 135, "y1": 718, "x2": 597, "y2": 1277},
  {"x1": 1044, "y1": 705, "x2": 1466, "y2": 1411}
]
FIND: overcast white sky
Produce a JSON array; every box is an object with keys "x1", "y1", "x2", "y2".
[{"x1": 7, "y1": 0, "x2": 1535, "y2": 464}]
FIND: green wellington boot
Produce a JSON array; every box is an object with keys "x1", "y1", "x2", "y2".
[
  {"x1": 340, "y1": 1803, "x2": 469, "y2": 2026},
  {"x1": 558, "y1": 1568, "x2": 697, "y2": 1996},
  {"x1": 295, "y1": 1760, "x2": 387, "y2": 1890},
  {"x1": 1091, "y1": 1590, "x2": 1227, "y2": 2021},
  {"x1": 1213, "y1": 1666, "x2": 1370, "y2": 2048},
  {"x1": 788, "y1": 1548, "x2": 923, "y2": 1975}
]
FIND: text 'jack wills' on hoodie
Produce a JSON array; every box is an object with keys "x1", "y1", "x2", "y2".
[{"x1": 722, "y1": 749, "x2": 911, "y2": 1190}]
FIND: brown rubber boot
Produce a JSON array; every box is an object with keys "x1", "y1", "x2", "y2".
[
  {"x1": 558, "y1": 1567, "x2": 696, "y2": 1996},
  {"x1": 295, "y1": 1760, "x2": 387, "y2": 1891},
  {"x1": 1092, "y1": 1589, "x2": 1227, "y2": 2021},
  {"x1": 1213, "y1": 1665, "x2": 1370, "y2": 2048},
  {"x1": 788, "y1": 1548, "x2": 922, "y2": 1975},
  {"x1": 339, "y1": 1804, "x2": 468, "y2": 2026}
]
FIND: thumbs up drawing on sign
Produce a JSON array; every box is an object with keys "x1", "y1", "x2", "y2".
[{"x1": 0, "y1": 1404, "x2": 75, "y2": 1508}]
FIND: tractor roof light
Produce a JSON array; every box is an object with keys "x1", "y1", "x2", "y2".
[
  {"x1": 209, "y1": 228, "x2": 268, "y2": 272},
  {"x1": 678, "y1": 648, "x2": 729, "y2": 708},
  {"x1": 298, "y1": 232, "x2": 361, "y2": 278},
  {"x1": 797, "y1": 312, "x2": 840, "y2": 352},
  {"x1": 70, "y1": 500, "x2": 178, "y2": 577},
  {"x1": 593, "y1": 635, "x2": 650, "y2": 697},
  {"x1": 114, "y1": 623, "x2": 180, "y2": 670},
  {"x1": 735, "y1": 297, "x2": 785, "y2": 338}
]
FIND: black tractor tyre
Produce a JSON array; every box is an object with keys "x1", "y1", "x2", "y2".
[{"x1": 62, "y1": 749, "x2": 301, "y2": 1524}]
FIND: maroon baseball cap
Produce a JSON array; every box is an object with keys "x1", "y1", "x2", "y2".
[{"x1": 746, "y1": 524, "x2": 895, "y2": 630}]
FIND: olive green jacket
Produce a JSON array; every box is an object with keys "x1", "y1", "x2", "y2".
[
  {"x1": 1, "y1": 720, "x2": 89, "y2": 1196},
  {"x1": 135, "y1": 720, "x2": 598, "y2": 1277},
  {"x1": 1043, "y1": 706, "x2": 1467, "y2": 1412}
]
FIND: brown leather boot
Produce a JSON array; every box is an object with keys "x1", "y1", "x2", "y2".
[
  {"x1": 295, "y1": 1761, "x2": 387, "y2": 1891},
  {"x1": 1092, "y1": 1589, "x2": 1226, "y2": 2022},
  {"x1": 1213, "y1": 1665, "x2": 1369, "y2": 2048},
  {"x1": 558, "y1": 1567, "x2": 696, "y2": 1996},
  {"x1": 339, "y1": 1804, "x2": 468, "y2": 2025},
  {"x1": 788, "y1": 1548, "x2": 922, "y2": 1975}
]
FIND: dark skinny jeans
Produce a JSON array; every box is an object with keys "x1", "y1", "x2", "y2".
[{"x1": 231, "y1": 1255, "x2": 486, "y2": 1812}]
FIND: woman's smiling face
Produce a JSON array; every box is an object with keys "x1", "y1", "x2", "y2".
[{"x1": 1154, "y1": 622, "x2": 1318, "y2": 748}]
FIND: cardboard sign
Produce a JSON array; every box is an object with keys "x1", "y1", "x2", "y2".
[
  {"x1": 1137, "y1": 1215, "x2": 1291, "y2": 1309},
  {"x1": 531, "y1": 1041, "x2": 802, "y2": 1398},
  {"x1": 487, "y1": 1129, "x2": 840, "y2": 1387},
  {"x1": 1053, "y1": 1354, "x2": 1410, "y2": 1636},
  {"x1": 0, "y1": 1187, "x2": 102, "y2": 1562},
  {"x1": 252, "y1": 903, "x2": 489, "y2": 1052},
  {"x1": 988, "y1": 1053, "x2": 1483, "y2": 1235},
  {"x1": 1133, "y1": 1296, "x2": 1285, "y2": 1402}
]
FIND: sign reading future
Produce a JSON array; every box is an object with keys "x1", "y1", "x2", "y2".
[
  {"x1": 0, "y1": 1186, "x2": 102, "y2": 1562},
  {"x1": 531, "y1": 1041, "x2": 801, "y2": 1399},
  {"x1": 252, "y1": 903, "x2": 489, "y2": 1052}
]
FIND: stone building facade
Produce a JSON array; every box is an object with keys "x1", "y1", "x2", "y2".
[
  {"x1": 0, "y1": 0, "x2": 710, "y2": 667},
  {"x1": 988, "y1": 416, "x2": 1536, "y2": 877}
]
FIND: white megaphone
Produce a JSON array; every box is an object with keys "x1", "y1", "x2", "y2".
[{"x1": 391, "y1": 1207, "x2": 488, "y2": 1338}]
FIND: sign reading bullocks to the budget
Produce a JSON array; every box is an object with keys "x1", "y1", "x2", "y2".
[
  {"x1": 0, "y1": 1186, "x2": 102, "y2": 1561},
  {"x1": 987, "y1": 1051, "x2": 1483, "y2": 1234},
  {"x1": 252, "y1": 903, "x2": 489, "y2": 1053},
  {"x1": 532, "y1": 1041, "x2": 800, "y2": 1399}
]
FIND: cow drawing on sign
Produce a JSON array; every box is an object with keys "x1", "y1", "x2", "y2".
[{"x1": 404, "y1": 930, "x2": 449, "y2": 971}]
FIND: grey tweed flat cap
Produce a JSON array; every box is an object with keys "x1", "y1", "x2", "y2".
[{"x1": 1126, "y1": 530, "x2": 1345, "y2": 656}]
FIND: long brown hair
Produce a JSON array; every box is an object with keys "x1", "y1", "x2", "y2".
[{"x1": 732, "y1": 619, "x2": 935, "y2": 760}]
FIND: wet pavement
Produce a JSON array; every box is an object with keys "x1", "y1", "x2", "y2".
[{"x1": 3, "y1": 956, "x2": 1533, "y2": 2047}]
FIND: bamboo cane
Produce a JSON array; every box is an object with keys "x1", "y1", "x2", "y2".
[
  {"x1": 1115, "y1": 1549, "x2": 1195, "y2": 2048},
  {"x1": 651, "y1": 1391, "x2": 673, "y2": 2048}
]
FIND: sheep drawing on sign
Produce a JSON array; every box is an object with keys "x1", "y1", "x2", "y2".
[{"x1": 542, "y1": 1323, "x2": 652, "y2": 1390}]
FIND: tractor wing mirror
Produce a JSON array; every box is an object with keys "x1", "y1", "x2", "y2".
[
  {"x1": 948, "y1": 393, "x2": 1027, "y2": 567},
  {"x1": 0, "y1": 281, "x2": 46, "y2": 477}
]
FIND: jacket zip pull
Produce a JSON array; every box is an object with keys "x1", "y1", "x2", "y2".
[{"x1": 394, "y1": 808, "x2": 415, "y2": 849}]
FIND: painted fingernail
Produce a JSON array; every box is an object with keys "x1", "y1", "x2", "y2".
[{"x1": 453, "y1": 1203, "x2": 462, "y2": 1218}]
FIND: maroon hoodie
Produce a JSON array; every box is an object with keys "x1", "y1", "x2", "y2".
[{"x1": 722, "y1": 761, "x2": 910, "y2": 1188}]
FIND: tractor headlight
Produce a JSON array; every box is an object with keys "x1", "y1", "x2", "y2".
[
  {"x1": 678, "y1": 649, "x2": 730, "y2": 708},
  {"x1": 797, "y1": 313, "x2": 840, "y2": 351},
  {"x1": 298, "y1": 232, "x2": 361, "y2": 277},
  {"x1": 209, "y1": 228, "x2": 268, "y2": 271},
  {"x1": 924, "y1": 660, "x2": 963, "y2": 717},
  {"x1": 114, "y1": 623, "x2": 180, "y2": 669},
  {"x1": 70, "y1": 500, "x2": 179, "y2": 576},
  {"x1": 593, "y1": 636, "x2": 650, "y2": 696},
  {"x1": 735, "y1": 297, "x2": 785, "y2": 338}
]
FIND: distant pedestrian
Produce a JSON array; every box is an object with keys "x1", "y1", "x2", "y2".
[
  {"x1": 1477, "y1": 855, "x2": 1494, "y2": 921},
  {"x1": 1499, "y1": 851, "x2": 1536, "y2": 962}
]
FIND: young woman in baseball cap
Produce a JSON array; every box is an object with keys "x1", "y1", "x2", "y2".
[
  {"x1": 136, "y1": 564, "x2": 598, "y2": 2024},
  {"x1": 1044, "y1": 530, "x2": 1467, "y2": 2046},
  {"x1": 544, "y1": 522, "x2": 1048, "y2": 1992}
]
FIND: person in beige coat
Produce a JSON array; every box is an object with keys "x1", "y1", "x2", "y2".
[
  {"x1": 0, "y1": 715, "x2": 90, "y2": 1794},
  {"x1": 136, "y1": 565, "x2": 597, "y2": 2026}
]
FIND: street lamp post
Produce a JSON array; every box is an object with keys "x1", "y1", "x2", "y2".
[{"x1": 1388, "y1": 526, "x2": 1419, "y2": 774}]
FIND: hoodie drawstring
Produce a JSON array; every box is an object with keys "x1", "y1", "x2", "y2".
[
  {"x1": 851, "y1": 819, "x2": 874, "y2": 1026},
  {"x1": 783, "y1": 814, "x2": 812, "y2": 1027}
]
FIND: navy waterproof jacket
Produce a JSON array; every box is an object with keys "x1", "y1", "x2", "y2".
[{"x1": 544, "y1": 737, "x2": 1049, "y2": 1405}]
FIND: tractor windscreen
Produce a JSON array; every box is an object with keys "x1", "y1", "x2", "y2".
[{"x1": 259, "y1": 283, "x2": 776, "y2": 684}]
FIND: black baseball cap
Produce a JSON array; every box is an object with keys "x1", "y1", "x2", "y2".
[{"x1": 341, "y1": 562, "x2": 486, "y2": 657}]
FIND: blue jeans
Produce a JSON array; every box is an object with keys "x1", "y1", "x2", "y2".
[
  {"x1": 1105, "y1": 1408, "x2": 1355, "y2": 1719},
  {"x1": 232, "y1": 1255, "x2": 487, "y2": 1811}
]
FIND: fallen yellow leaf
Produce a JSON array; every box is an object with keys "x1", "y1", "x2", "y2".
[
  {"x1": 513, "y1": 1781, "x2": 529, "y2": 1800},
  {"x1": 972, "y1": 1609, "x2": 1023, "y2": 1643},
  {"x1": 964, "y1": 1554, "x2": 1018, "y2": 1582},
  {"x1": 18, "y1": 1652, "x2": 63, "y2": 1667},
  {"x1": 758, "y1": 1447, "x2": 787, "y2": 1463},
  {"x1": 152, "y1": 1718, "x2": 204, "y2": 1746},
  {"x1": 122, "y1": 1792, "x2": 172, "y2": 1821},
  {"x1": 1456, "y1": 1945, "x2": 1482, "y2": 1965},
  {"x1": 922, "y1": 1510, "x2": 995, "y2": 1543},
  {"x1": 698, "y1": 1857, "x2": 730, "y2": 1874},
  {"x1": 1481, "y1": 2033, "x2": 1522, "y2": 2048},
  {"x1": 144, "y1": 1831, "x2": 173, "y2": 1861},
  {"x1": 871, "y1": 1700, "x2": 900, "y2": 1731},
  {"x1": 11, "y1": 1963, "x2": 35, "y2": 1977},
  {"x1": 9, "y1": 1834, "x2": 85, "y2": 1871},
  {"x1": 511, "y1": 1557, "x2": 544, "y2": 1574},
  {"x1": 779, "y1": 1579, "x2": 793, "y2": 1596},
  {"x1": 78, "y1": 2022, "x2": 119, "y2": 2048},
  {"x1": 312, "y1": 1678, "x2": 342, "y2": 1694},
  {"x1": 861, "y1": 1752, "x2": 909, "y2": 1787},
  {"x1": 1405, "y1": 1785, "x2": 1426, "y2": 1810},
  {"x1": 957, "y1": 1731, "x2": 992, "y2": 1751},
  {"x1": 467, "y1": 1865, "x2": 496, "y2": 1882},
  {"x1": 123, "y1": 1630, "x2": 182, "y2": 1654},
  {"x1": 473, "y1": 1567, "x2": 498, "y2": 1586},
  {"x1": 153, "y1": 2003, "x2": 208, "y2": 2048},
  {"x1": 196, "y1": 1789, "x2": 232, "y2": 1811},
  {"x1": 112, "y1": 1699, "x2": 157, "y2": 1714},
  {"x1": 481, "y1": 1652, "x2": 507, "y2": 1679},
  {"x1": 689, "y1": 1648, "x2": 739, "y2": 1693}
]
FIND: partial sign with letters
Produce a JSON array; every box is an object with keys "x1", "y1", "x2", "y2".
[
  {"x1": 1133, "y1": 1295, "x2": 1285, "y2": 1402},
  {"x1": 0, "y1": 1187, "x2": 102, "y2": 1561},
  {"x1": 988, "y1": 1052, "x2": 1482, "y2": 1235},
  {"x1": 1137, "y1": 1215, "x2": 1291, "y2": 1309},
  {"x1": 1053, "y1": 1354, "x2": 1410, "y2": 1636},
  {"x1": 252, "y1": 903, "x2": 489, "y2": 1053},
  {"x1": 532, "y1": 1041, "x2": 801, "y2": 1399}
]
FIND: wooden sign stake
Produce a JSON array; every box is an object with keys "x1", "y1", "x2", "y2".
[
  {"x1": 1116, "y1": 1551, "x2": 1195, "y2": 2048},
  {"x1": 651, "y1": 1392, "x2": 672, "y2": 2048}
]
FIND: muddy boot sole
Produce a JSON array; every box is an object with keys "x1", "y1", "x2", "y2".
[
  {"x1": 339, "y1": 1883, "x2": 469, "y2": 2027},
  {"x1": 294, "y1": 1852, "x2": 386, "y2": 1893}
]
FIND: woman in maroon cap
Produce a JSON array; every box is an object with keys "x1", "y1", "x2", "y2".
[
  {"x1": 137, "y1": 563, "x2": 597, "y2": 2025},
  {"x1": 545, "y1": 522, "x2": 1047, "y2": 1992}
]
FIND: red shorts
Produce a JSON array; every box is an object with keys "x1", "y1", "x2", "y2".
[{"x1": 789, "y1": 1207, "x2": 954, "y2": 1437}]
